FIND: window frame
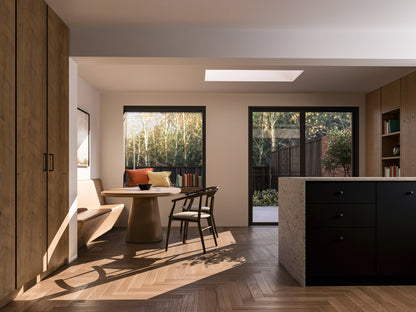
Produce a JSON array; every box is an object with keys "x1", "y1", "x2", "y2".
[
  {"x1": 123, "y1": 106, "x2": 206, "y2": 188},
  {"x1": 248, "y1": 106, "x2": 359, "y2": 225}
]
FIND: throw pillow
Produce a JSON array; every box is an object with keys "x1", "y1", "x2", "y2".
[
  {"x1": 148, "y1": 171, "x2": 172, "y2": 187},
  {"x1": 126, "y1": 168, "x2": 154, "y2": 187}
]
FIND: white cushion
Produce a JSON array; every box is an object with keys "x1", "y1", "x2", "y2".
[
  {"x1": 182, "y1": 205, "x2": 210, "y2": 212},
  {"x1": 173, "y1": 211, "x2": 210, "y2": 219}
]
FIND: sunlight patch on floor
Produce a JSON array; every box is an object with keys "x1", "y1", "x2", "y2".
[{"x1": 15, "y1": 231, "x2": 245, "y2": 301}]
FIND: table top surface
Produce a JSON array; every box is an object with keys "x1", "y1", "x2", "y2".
[{"x1": 101, "y1": 186, "x2": 181, "y2": 198}]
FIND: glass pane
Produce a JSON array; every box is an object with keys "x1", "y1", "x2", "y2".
[
  {"x1": 251, "y1": 112, "x2": 300, "y2": 223},
  {"x1": 124, "y1": 112, "x2": 203, "y2": 185},
  {"x1": 305, "y1": 112, "x2": 353, "y2": 177}
]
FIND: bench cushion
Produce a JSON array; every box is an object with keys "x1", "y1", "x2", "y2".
[{"x1": 78, "y1": 208, "x2": 112, "y2": 222}]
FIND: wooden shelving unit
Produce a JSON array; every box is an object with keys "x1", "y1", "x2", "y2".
[{"x1": 381, "y1": 108, "x2": 400, "y2": 176}]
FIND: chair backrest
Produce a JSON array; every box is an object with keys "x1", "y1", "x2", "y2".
[{"x1": 201, "y1": 186, "x2": 219, "y2": 212}]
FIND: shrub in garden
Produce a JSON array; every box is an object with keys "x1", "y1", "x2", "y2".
[{"x1": 252, "y1": 189, "x2": 279, "y2": 206}]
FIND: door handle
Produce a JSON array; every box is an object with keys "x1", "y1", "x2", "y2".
[
  {"x1": 43, "y1": 153, "x2": 48, "y2": 171},
  {"x1": 49, "y1": 153, "x2": 55, "y2": 172}
]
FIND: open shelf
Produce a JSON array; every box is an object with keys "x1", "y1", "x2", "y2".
[
  {"x1": 382, "y1": 131, "x2": 400, "y2": 137},
  {"x1": 382, "y1": 156, "x2": 400, "y2": 160}
]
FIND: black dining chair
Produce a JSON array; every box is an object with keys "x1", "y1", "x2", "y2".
[
  {"x1": 165, "y1": 188, "x2": 218, "y2": 254},
  {"x1": 179, "y1": 186, "x2": 219, "y2": 238}
]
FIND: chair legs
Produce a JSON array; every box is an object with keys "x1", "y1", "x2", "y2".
[
  {"x1": 210, "y1": 218, "x2": 218, "y2": 247},
  {"x1": 210, "y1": 214, "x2": 219, "y2": 238},
  {"x1": 183, "y1": 221, "x2": 189, "y2": 243},
  {"x1": 165, "y1": 217, "x2": 173, "y2": 251},
  {"x1": 166, "y1": 219, "x2": 216, "y2": 254},
  {"x1": 197, "y1": 221, "x2": 206, "y2": 254}
]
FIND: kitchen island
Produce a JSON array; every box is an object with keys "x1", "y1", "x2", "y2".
[{"x1": 279, "y1": 177, "x2": 416, "y2": 286}]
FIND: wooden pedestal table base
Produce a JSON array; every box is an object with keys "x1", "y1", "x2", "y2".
[{"x1": 101, "y1": 187, "x2": 181, "y2": 243}]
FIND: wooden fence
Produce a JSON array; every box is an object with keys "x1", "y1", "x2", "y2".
[{"x1": 253, "y1": 138, "x2": 322, "y2": 191}]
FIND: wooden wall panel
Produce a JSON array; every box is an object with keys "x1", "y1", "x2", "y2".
[
  {"x1": 365, "y1": 89, "x2": 382, "y2": 177},
  {"x1": 16, "y1": 0, "x2": 47, "y2": 287},
  {"x1": 47, "y1": 7, "x2": 69, "y2": 271},
  {"x1": 401, "y1": 72, "x2": 416, "y2": 177},
  {"x1": 381, "y1": 79, "x2": 400, "y2": 113},
  {"x1": 0, "y1": 0, "x2": 16, "y2": 299}
]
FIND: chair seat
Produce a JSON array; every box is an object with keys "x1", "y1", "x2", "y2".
[
  {"x1": 172, "y1": 211, "x2": 211, "y2": 220},
  {"x1": 182, "y1": 205, "x2": 210, "y2": 213}
]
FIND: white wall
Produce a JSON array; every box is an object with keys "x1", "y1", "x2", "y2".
[
  {"x1": 100, "y1": 92, "x2": 365, "y2": 227},
  {"x1": 68, "y1": 58, "x2": 78, "y2": 263},
  {"x1": 77, "y1": 77, "x2": 101, "y2": 180}
]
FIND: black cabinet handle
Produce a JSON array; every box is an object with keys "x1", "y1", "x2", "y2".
[
  {"x1": 338, "y1": 236, "x2": 344, "y2": 241},
  {"x1": 49, "y1": 153, "x2": 55, "y2": 172},
  {"x1": 336, "y1": 190, "x2": 344, "y2": 196},
  {"x1": 43, "y1": 153, "x2": 48, "y2": 171},
  {"x1": 407, "y1": 191, "x2": 414, "y2": 195},
  {"x1": 338, "y1": 213, "x2": 344, "y2": 218}
]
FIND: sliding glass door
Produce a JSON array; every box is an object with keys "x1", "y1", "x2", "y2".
[{"x1": 249, "y1": 107, "x2": 358, "y2": 225}]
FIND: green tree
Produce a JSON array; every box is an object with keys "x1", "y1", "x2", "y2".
[{"x1": 322, "y1": 128, "x2": 352, "y2": 177}]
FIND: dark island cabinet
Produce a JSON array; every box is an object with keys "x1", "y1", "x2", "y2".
[
  {"x1": 306, "y1": 181, "x2": 416, "y2": 285},
  {"x1": 377, "y1": 182, "x2": 416, "y2": 276}
]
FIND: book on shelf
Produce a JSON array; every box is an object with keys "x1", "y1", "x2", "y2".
[
  {"x1": 383, "y1": 119, "x2": 400, "y2": 134},
  {"x1": 384, "y1": 165, "x2": 400, "y2": 177},
  {"x1": 175, "y1": 173, "x2": 201, "y2": 187}
]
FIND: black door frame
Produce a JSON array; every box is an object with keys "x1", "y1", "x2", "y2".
[{"x1": 248, "y1": 106, "x2": 359, "y2": 225}]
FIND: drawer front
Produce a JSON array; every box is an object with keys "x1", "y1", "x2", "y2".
[
  {"x1": 306, "y1": 182, "x2": 375, "y2": 203},
  {"x1": 306, "y1": 228, "x2": 376, "y2": 277},
  {"x1": 307, "y1": 204, "x2": 375, "y2": 228}
]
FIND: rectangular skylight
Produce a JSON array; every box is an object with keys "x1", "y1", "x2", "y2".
[{"x1": 205, "y1": 69, "x2": 303, "y2": 82}]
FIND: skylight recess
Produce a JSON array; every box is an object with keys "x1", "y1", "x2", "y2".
[{"x1": 205, "y1": 69, "x2": 303, "y2": 82}]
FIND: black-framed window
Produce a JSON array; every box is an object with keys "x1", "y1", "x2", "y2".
[
  {"x1": 123, "y1": 106, "x2": 206, "y2": 187},
  {"x1": 248, "y1": 106, "x2": 359, "y2": 225}
]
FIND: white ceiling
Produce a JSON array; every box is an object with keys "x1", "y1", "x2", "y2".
[
  {"x1": 47, "y1": 0, "x2": 416, "y2": 93},
  {"x1": 46, "y1": 0, "x2": 416, "y2": 30},
  {"x1": 74, "y1": 57, "x2": 415, "y2": 93}
]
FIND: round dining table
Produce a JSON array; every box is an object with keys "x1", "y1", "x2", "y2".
[{"x1": 101, "y1": 186, "x2": 181, "y2": 243}]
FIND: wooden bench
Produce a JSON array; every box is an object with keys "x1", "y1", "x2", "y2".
[{"x1": 77, "y1": 179, "x2": 124, "y2": 247}]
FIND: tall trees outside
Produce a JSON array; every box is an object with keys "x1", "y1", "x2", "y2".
[{"x1": 124, "y1": 111, "x2": 203, "y2": 169}]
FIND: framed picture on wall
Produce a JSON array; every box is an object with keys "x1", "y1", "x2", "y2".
[{"x1": 77, "y1": 108, "x2": 90, "y2": 168}]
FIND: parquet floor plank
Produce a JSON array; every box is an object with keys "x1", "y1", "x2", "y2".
[{"x1": 2, "y1": 226, "x2": 416, "y2": 311}]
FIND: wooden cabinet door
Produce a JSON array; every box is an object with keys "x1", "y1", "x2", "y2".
[
  {"x1": 401, "y1": 71, "x2": 416, "y2": 177},
  {"x1": 0, "y1": 0, "x2": 16, "y2": 299},
  {"x1": 381, "y1": 80, "x2": 400, "y2": 113},
  {"x1": 47, "y1": 7, "x2": 69, "y2": 271},
  {"x1": 307, "y1": 228, "x2": 376, "y2": 278},
  {"x1": 365, "y1": 89, "x2": 381, "y2": 176},
  {"x1": 377, "y1": 182, "x2": 416, "y2": 276},
  {"x1": 16, "y1": 0, "x2": 48, "y2": 287}
]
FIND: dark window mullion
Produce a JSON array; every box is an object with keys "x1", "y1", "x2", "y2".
[{"x1": 300, "y1": 111, "x2": 306, "y2": 177}]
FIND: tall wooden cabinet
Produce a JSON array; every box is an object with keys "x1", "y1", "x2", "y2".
[
  {"x1": 16, "y1": 0, "x2": 48, "y2": 287},
  {"x1": 366, "y1": 72, "x2": 416, "y2": 177},
  {"x1": 0, "y1": 0, "x2": 69, "y2": 305},
  {"x1": 47, "y1": 7, "x2": 69, "y2": 272},
  {"x1": 365, "y1": 90, "x2": 382, "y2": 176},
  {"x1": 401, "y1": 72, "x2": 416, "y2": 176},
  {"x1": 0, "y1": 0, "x2": 16, "y2": 301}
]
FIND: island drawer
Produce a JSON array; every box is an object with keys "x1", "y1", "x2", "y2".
[
  {"x1": 307, "y1": 204, "x2": 375, "y2": 227},
  {"x1": 306, "y1": 228, "x2": 376, "y2": 277},
  {"x1": 306, "y1": 182, "x2": 375, "y2": 203}
]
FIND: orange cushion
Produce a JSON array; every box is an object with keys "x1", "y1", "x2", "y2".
[{"x1": 126, "y1": 168, "x2": 153, "y2": 187}]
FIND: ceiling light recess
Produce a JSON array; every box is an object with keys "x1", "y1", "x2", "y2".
[{"x1": 205, "y1": 69, "x2": 303, "y2": 82}]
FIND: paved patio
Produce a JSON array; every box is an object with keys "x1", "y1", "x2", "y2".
[{"x1": 252, "y1": 206, "x2": 278, "y2": 223}]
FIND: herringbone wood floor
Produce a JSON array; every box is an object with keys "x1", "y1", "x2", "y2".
[{"x1": 2, "y1": 226, "x2": 416, "y2": 311}]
